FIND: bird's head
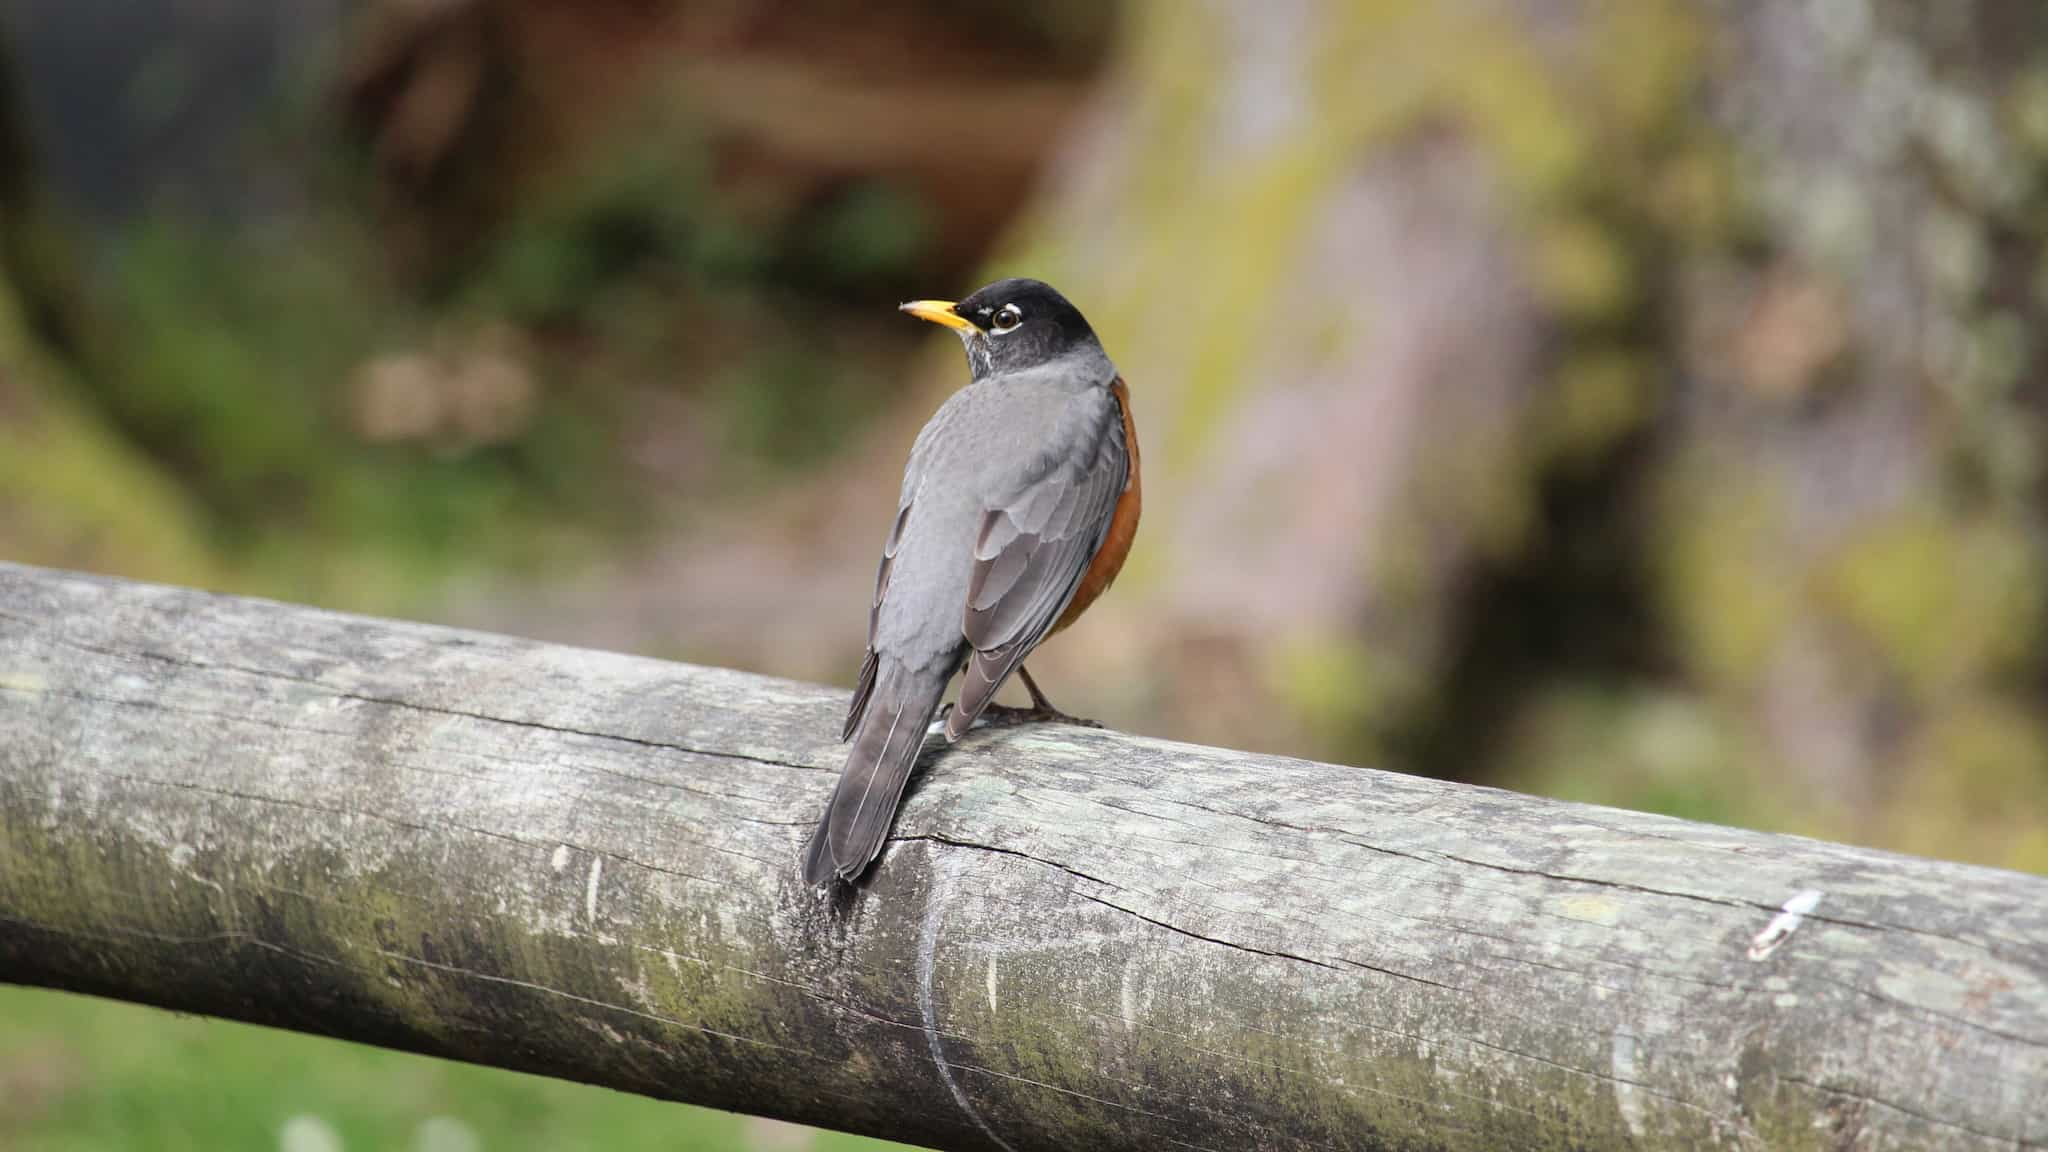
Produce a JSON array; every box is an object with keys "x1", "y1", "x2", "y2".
[{"x1": 899, "y1": 278, "x2": 1104, "y2": 381}]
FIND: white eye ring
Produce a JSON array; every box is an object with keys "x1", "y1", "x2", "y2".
[{"x1": 991, "y1": 304, "x2": 1023, "y2": 334}]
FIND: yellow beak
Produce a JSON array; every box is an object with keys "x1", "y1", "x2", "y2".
[{"x1": 898, "y1": 299, "x2": 976, "y2": 333}]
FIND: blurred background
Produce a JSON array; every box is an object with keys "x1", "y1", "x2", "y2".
[{"x1": 3, "y1": 0, "x2": 2047, "y2": 1147}]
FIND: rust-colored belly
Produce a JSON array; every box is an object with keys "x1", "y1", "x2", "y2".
[{"x1": 1053, "y1": 377, "x2": 1141, "y2": 635}]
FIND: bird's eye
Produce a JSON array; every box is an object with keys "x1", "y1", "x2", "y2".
[{"x1": 991, "y1": 304, "x2": 1023, "y2": 334}]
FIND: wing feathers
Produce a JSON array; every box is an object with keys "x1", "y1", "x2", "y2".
[
  {"x1": 846, "y1": 500, "x2": 915, "y2": 740},
  {"x1": 945, "y1": 389, "x2": 1128, "y2": 736},
  {"x1": 970, "y1": 529, "x2": 1035, "y2": 611}
]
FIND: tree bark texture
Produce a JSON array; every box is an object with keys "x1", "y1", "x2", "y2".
[{"x1": 2, "y1": 564, "x2": 2045, "y2": 1150}]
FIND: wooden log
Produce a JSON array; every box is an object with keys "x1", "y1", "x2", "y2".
[{"x1": 1, "y1": 562, "x2": 2043, "y2": 1150}]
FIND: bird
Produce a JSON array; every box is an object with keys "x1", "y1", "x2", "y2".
[{"x1": 800, "y1": 278, "x2": 1141, "y2": 887}]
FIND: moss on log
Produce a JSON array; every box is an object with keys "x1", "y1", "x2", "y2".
[{"x1": 1, "y1": 563, "x2": 2044, "y2": 1150}]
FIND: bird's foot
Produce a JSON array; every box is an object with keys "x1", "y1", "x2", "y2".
[
  {"x1": 977, "y1": 703, "x2": 1104, "y2": 729},
  {"x1": 1002, "y1": 665, "x2": 1101, "y2": 727}
]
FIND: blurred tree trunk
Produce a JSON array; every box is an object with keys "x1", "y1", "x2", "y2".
[
  {"x1": 1002, "y1": 0, "x2": 1686, "y2": 760},
  {"x1": 994, "y1": 0, "x2": 2048, "y2": 869},
  {"x1": 1647, "y1": 0, "x2": 2048, "y2": 862}
]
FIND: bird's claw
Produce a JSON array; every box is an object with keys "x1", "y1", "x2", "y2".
[{"x1": 977, "y1": 703, "x2": 1104, "y2": 730}]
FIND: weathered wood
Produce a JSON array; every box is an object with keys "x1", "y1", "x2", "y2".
[{"x1": 1, "y1": 563, "x2": 2044, "y2": 1151}]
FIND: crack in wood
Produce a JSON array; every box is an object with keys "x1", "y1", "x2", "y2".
[{"x1": 6, "y1": 563, "x2": 2047, "y2": 1151}]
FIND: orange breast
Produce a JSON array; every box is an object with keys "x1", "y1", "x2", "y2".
[{"x1": 1053, "y1": 377, "x2": 1141, "y2": 635}]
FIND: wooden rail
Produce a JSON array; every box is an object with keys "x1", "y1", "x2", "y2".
[{"x1": 1, "y1": 563, "x2": 2043, "y2": 1150}]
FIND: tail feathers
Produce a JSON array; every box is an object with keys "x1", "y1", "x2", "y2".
[{"x1": 802, "y1": 659, "x2": 948, "y2": 886}]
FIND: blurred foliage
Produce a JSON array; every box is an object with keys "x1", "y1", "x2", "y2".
[
  {"x1": 0, "y1": 267, "x2": 219, "y2": 589},
  {"x1": 107, "y1": 218, "x2": 613, "y2": 552},
  {"x1": 0, "y1": 24, "x2": 944, "y2": 616},
  {"x1": 458, "y1": 100, "x2": 934, "y2": 480}
]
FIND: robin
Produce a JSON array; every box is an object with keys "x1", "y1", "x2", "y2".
[{"x1": 801, "y1": 278, "x2": 1141, "y2": 887}]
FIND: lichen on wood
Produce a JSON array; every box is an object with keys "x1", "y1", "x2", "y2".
[{"x1": 2, "y1": 563, "x2": 2045, "y2": 1149}]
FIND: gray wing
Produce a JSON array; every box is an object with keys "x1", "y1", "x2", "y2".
[
  {"x1": 843, "y1": 499, "x2": 912, "y2": 741},
  {"x1": 944, "y1": 389, "x2": 1128, "y2": 739},
  {"x1": 842, "y1": 394, "x2": 969, "y2": 742}
]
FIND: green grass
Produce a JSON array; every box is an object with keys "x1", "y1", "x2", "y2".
[{"x1": 0, "y1": 985, "x2": 909, "y2": 1152}]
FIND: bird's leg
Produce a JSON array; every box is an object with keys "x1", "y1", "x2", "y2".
[
  {"x1": 980, "y1": 666, "x2": 1103, "y2": 729},
  {"x1": 1019, "y1": 665, "x2": 1057, "y2": 712}
]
